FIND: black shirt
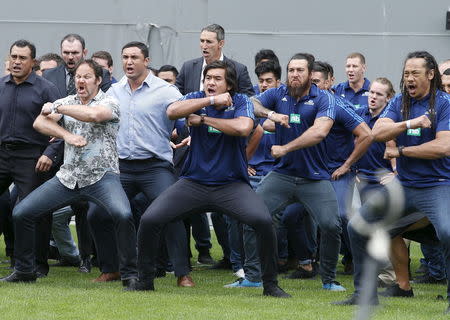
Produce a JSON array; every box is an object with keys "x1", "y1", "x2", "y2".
[{"x1": 0, "y1": 72, "x2": 61, "y2": 147}]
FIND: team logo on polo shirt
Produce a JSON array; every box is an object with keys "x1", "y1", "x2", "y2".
[
  {"x1": 305, "y1": 100, "x2": 314, "y2": 106},
  {"x1": 208, "y1": 126, "x2": 222, "y2": 134},
  {"x1": 224, "y1": 105, "x2": 235, "y2": 112},
  {"x1": 290, "y1": 113, "x2": 301, "y2": 124},
  {"x1": 282, "y1": 97, "x2": 288, "y2": 102},
  {"x1": 362, "y1": 92, "x2": 369, "y2": 96},
  {"x1": 407, "y1": 128, "x2": 421, "y2": 136}
]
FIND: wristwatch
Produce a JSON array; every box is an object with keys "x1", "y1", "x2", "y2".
[{"x1": 51, "y1": 102, "x2": 62, "y2": 114}]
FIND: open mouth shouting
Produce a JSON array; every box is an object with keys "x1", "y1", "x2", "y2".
[
  {"x1": 406, "y1": 84, "x2": 417, "y2": 96},
  {"x1": 206, "y1": 87, "x2": 216, "y2": 96},
  {"x1": 77, "y1": 84, "x2": 86, "y2": 95},
  {"x1": 125, "y1": 66, "x2": 134, "y2": 75}
]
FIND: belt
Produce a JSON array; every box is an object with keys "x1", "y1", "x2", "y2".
[
  {"x1": 119, "y1": 158, "x2": 162, "y2": 163},
  {"x1": 0, "y1": 142, "x2": 36, "y2": 151}
]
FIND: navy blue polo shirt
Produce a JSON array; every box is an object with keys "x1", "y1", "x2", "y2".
[
  {"x1": 248, "y1": 118, "x2": 276, "y2": 176},
  {"x1": 355, "y1": 106, "x2": 393, "y2": 182},
  {"x1": 325, "y1": 95, "x2": 364, "y2": 171},
  {"x1": 0, "y1": 72, "x2": 61, "y2": 146},
  {"x1": 380, "y1": 91, "x2": 450, "y2": 187},
  {"x1": 255, "y1": 84, "x2": 336, "y2": 180},
  {"x1": 333, "y1": 78, "x2": 370, "y2": 109},
  {"x1": 180, "y1": 91, "x2": 254, "y2": 185}
]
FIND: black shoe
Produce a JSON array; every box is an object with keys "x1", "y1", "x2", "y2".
[
  {"x1": 155, "y1": 268, "x2": 166, "y2": 278},
  {"x1": 51, "y1": 257, "x2": 81, "y2": 268},
  {"x1": 35, "y1": 265, "x2": 48, "y2": 278},
  {"x1": 263, "y1": 285, "x2": 291, "y2": 298},
  {"x1": 48, "y1": 245, "x2": 61, "y2": 260},
  {"x1": 124, "y1": 279, "x2": 155, "y2": 291},
  {"x1": 0, "y1": 270, "x2": 37, "y2": 283},
  {"x1": 285, "y1": 266, "x2": 317, "y2": 279},
  {"x1": 197, "y1": 250, "x2": 215, "y2": 265},
  {"x1": 332, "y1": 293, "x2": 379, "y2": 306},
  {"x1": 413, "y1": 273, "x2": 446, "y2": 285},
  {"x1": 379, "y1": 284, "x2": 414, "y2": 297},
  {"x1": 332, "y1": 293, "x2": 359, "y2": 305},
  {"x1": 210, "y1": 257, "x2": 232, "y2": 270},
  {"x1": 122, "y1": 278, "x2": 138, "y2": 287},
  {"x1": 78, "y1": 258, "x2": 91, "y2": 273}
]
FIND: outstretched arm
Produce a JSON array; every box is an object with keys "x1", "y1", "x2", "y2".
[{"x1": 41, "y1": 102, "x2": 113, "y2": 123}]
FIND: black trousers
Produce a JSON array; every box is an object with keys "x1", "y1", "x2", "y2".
[
  {"x1": 0, "y1": 145, "x2": 52, "y2": 274},
  {"x1": 0, "y1": 189, "x2": 14, "y2": 257},
  {"x1": 137, "y1": 178, "x2": 279, "y2": 287},
  {"x1": 89, "y1": 159, "x2": 190, "y2": 277}
]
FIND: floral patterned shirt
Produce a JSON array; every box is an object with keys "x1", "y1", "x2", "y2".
[{"x1": 55, "y1": 90, "x2": 120, "y2": 189}]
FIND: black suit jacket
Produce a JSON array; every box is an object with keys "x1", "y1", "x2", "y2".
[
  {"x1": 175, "y1": 56, "x2": 254, "y2": 96},
  {"x1": 43, "y1": 65, "x2": 112, "y2": 97}
]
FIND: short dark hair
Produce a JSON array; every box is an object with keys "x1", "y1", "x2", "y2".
[
  {"x1": 74, "y1": 59, "x2": 103, "y2": 81},
  {"x1": 38, "y1": 53, "x2": 64, "y2": 66},
  {"x1": 122, "y1": 41, "x2": 149, "y2": 58},
  {"x1": 312, "y1": 61, "x2": 334, "y2": 79},
  {"x1": 92, "y1": 51, "x2": 113, "y2": 67},
  {"x1": 254, "y1": 49, "x2": 280, "y2": 67},
  {"x1": 157, "y1": 65, "x2": 179, "y2": 77},
  {"x1": 203, "y1": 60, "x2": 237, "y2": 96},
  {"x1": 347, "y1": 52, "x2": 366, "y2": 65},
  {"x1": 201, "y1": 24, "x2": 225, "y2": 41},
  {"x1": 255, "y1": 60, "x2": 281, "y2": 80},
  {"x1": 443, "y1": 68, "x2": 450, "y2": 76},
  {"x1": 61, "y1": 34, "x2": 86, "y2": 50},
  {"x1": 10, "y1": 39, "x2": 36, "y2": 59},
  {"x1": 288, "y1": 53, "x2": 315, "y2": 73}
]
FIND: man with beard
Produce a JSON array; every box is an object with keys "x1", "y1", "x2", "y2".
[{"x1": 251, "y1": 53, "x2": 345, "y2": 291}]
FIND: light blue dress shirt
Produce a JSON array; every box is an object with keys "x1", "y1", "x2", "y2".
[{"x1": 108, "y1": 72, "x2": 182, "y2": 163}]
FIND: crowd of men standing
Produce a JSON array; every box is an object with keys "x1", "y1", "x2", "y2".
[{"x1": 1, "y1": 23, "x2": 450, "y2": 312}]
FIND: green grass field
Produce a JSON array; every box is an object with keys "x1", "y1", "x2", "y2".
[{"x1": 0, "y1": 234, "x2": 448, "y2": 320}]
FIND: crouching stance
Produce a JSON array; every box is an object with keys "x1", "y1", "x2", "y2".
[
  {"x1": 1, "y1": 60, "x2": 138, "y2": 285},
  {"x1": 128, "y1": 60, "x2": 289, "y2": 298}
]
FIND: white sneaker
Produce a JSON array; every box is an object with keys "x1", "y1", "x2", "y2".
[{"x1": 233, "y1": 268, "x2": 245, "y2": 279}]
